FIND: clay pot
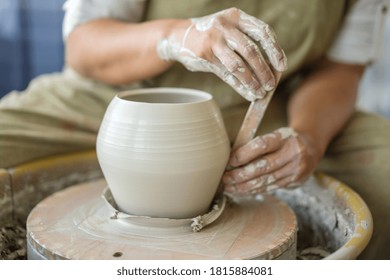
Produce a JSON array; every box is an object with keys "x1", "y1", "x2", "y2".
[{"x1": 96, "y1": 88, "x2": 230, "y2": 219}]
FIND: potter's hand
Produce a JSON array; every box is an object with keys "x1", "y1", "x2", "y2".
[
  {"x1": 156, "y1": 7, "x2": 287, "y2": 101},
  {"x1": 223, "y1": 127, "x2": 322, "y2": 195}
]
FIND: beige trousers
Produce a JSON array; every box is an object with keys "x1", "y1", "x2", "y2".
[{"x1": 1, "y1": 71, "x2": 389, "y2": 259}]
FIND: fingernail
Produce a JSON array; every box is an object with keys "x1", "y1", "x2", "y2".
[
  {"x1": 228, "y1": 154, "x2": 240, "y2": 167},
  {"x1": 263, "y1": 79, "x2": 275, "y2": 91},
  {"x1": 224, "y1": 185, "x2": 237, "y2": 193},
  {"x1": 277, "y1": 50, "x2": 288, "y2": 72},
  {"x1": 266, "y1": 175, "x2": 276, "y2": 184},
  {"x1": 241, "y1": 90, "x2": 256, "y2": 101},
  {"x1": 223, "y1": 175, "x2": 235, "y2": 185},
  {"x1": 247, "y1": 90, "x2": 257, "y2": 101},
  {"x1": 255, "y1": 88, "x2": 266, "y2": 99}
]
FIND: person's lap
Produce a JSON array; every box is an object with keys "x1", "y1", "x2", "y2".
[{"x1": 0, "y1": 70, "x2": 118, "y2": 168}]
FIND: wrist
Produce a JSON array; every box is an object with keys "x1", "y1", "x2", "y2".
[
  {"x1": 291, "y1": 127, "x2": 326, "y2": 163},
  {"x1": 156, "y1": 19, "x2": 191, "y2": 61}
]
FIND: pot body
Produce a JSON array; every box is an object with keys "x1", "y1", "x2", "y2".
[{"x1": 96, "y1": 88, "x2": 230, "y2": 219}]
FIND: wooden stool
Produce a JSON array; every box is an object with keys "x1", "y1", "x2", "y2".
[{"x1": 27, "y1": 179, "x2": 297, "y2": 260}]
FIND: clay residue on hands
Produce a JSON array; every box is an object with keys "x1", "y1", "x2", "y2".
[
  {"x1": 224, "y1": 127, "x2": 313, "y2": 195},
  {"x1": 156, "y1": 7, "x2": 287, "y2": 101}
]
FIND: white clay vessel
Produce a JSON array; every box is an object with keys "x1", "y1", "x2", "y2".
[{"x1": 96, "y1": 88, "x2": 230, "y2": 219}]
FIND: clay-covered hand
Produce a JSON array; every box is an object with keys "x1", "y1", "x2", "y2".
[
  {"x1": 157, "y1": 7, "x2": 287, "y2": 101},
  {"x1": 223, "y1": 127, "x2": 322, "y2": 195}
]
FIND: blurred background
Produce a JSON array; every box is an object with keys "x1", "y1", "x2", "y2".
[
  {"x1": 357, "y1": 8, "x2": 390, "y2": 119},
  {"x1": 0, "y1": 0, "x2": 64, "y2": 97},
  {"x1": 0, "y1": 0, "x2": 389, "y2": 118}
]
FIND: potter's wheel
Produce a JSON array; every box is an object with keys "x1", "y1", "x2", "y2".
[{"x1": 26, "y1": 179, "x2": 297, "y2": 260}]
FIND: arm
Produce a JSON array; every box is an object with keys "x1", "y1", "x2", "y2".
[
  {"x1": 288, "y1": 60, "x2": 365, "y2": 168},
  {"x1": 223, "y1": 0, "x2": 384, "y2": 194},
  {"x1": 223, "y1": 59, "x2": 365, "y2": 193},
  {"x1": 65, "y1": 18, "x2": 183, "y2": 85},
  {"x1": 65, "y1": 8, "x2": 287, "y2": 101}
]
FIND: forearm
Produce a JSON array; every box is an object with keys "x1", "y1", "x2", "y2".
[
  {"x1": 65, "y1": 18, "x2": 189, "y2": 85},
  {"x1": 288, "y1": 60, "x2": 365, "y2": 157}
]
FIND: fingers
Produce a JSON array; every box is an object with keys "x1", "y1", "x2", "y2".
[
  {"x1": 237, "y1": 9, "x2": 287, "y2": 72},
  {"x1": 223, "y1": 131, "x2": 301, "y2": 186},
  {"x1": 223, "y1": 145, "x2": 294, "y2": 185},
  {"x1": 160, "y1": 8, "x2": 287, "y2": 101},
  {"x1": 223, "y1": 127, "x2": 301, "y2": 194},
  {"x1": 223, "y1": 158, "x2": 269, "y2": 185},
  {"x1": 225, "y1": 29, "x2": 275, "y2": 95},
  {"x1": 270, "y1": 176, "x2": 303, "y2": 190},
  {"x1": 214, "y1": 26, "x2": 278, "y2": 100},
  {"x1": 229, "y1": 129, "x2": 286, "y2": 167},
  {"x1": 217, "y1": 8, "x2": 287, "y2": 73},
  {"x1": 224, "y1": 160, "x2": 296, "y2": 194},
  {"x1": 224, "y1": 127, "x2": 316, "y2": 196},
  {"x1": 213, "y1": 43, "x2": 263, "y2": 101}
]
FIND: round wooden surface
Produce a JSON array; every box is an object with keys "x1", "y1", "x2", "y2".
[{"x1": 27, "y1": 179, "x2": 297, "y2": 260}]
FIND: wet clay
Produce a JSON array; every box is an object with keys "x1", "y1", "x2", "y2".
[{"x1": 274, "y1": 175, "x2": 372, "y2": 259}]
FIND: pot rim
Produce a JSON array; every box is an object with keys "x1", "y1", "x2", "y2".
[{"x1": 116, "y1": 87, "x2": 213, "y2": 106}]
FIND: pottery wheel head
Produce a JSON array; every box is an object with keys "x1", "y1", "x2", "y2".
[{"x1": 101, "y1": 187, "x2": 227, "y2": 233}]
